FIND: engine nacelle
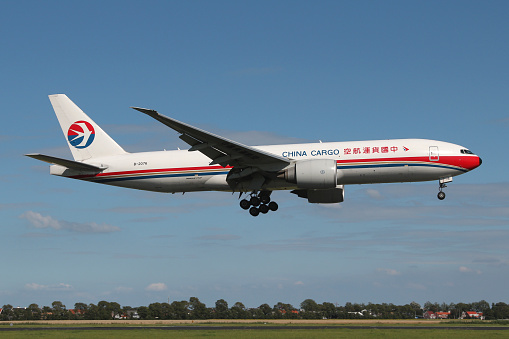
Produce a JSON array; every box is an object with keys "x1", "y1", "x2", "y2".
[{"x1": 282, "y1": 159, "x2": 338, "y2": 189}]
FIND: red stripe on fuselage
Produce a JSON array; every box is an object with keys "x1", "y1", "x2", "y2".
[
  {"x1": 338, "y1": 155, "x2": 480, "y2": 171},
  {"x1": 70, "y1": 165, "x2": 232, "y2": 179}
]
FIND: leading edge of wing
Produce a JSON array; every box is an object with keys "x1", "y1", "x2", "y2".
[{"x1": 131, "y1": 107, "x2": 290, "y2": 170}]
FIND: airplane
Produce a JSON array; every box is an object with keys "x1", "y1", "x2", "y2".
[{"x1": 26, "y1": 94, "x2": 482, "y2": 217}]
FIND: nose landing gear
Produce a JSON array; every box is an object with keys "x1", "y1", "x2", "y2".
[
  {"x1": 240, "y1": 191, "x2": 278, "y2": 216},
  {"x1": 437, "y1": 190, "x2": 446, "y2": 200},
  {"x1": 437, "y1": 177, "x2": 452, "y2": 200}
]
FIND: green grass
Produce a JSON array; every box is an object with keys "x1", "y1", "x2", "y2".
[{"x1": 1, "y1": 329, "x2": 509, "y2": 339}]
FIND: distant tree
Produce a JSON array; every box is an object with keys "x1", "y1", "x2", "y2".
[
  {"x1": 52, "y1": 301, "x2": 67, "y2": 319},
  {"x1": 97, "y1": 301, "x2": 115, "y2": 319},
  {"x1": 84, "y1": 304, "x2": 98, "y2": 320},
  {"x1": 231, "y1": 302, "x2": 248, "y2": 319},
  {"x1": 74, "y1": 302, "x2": 88, "y2": 311},
  {"x1": 1, "y1": 305, "x2": 13, "y2": 321},
  {"x1": 409, "y1": 301, "x2": 421, "y2": 317},
  {"x1": 170, "y1": 300, "x2": 189, "y2": 320},
  {"x1": 258, "y1": 303, "x2": 273, "y2": 319},
  {"x1": 137, "y1": 306, "x2": 150, "y2": 319},
  {"x1": 491, "y1": 302, "x2": 509, "y2": 320},
  {"x1": 248, "y1": 307, "x2": 264, "y2": 319},
  {"x1": 160, "y1": 303, "x2": 172, "y2": 319},
  {"x1": 454, "y1": 302, "x2": 470, "y2": 319},
  {"x1": 109, "y1": 302, "x2": 121, "y2": 318},
  {"x1": 273, "y1": 302, "x2": 297, "y2": 319},
  {"x1": 149, "y1": 302, "x2": 163, "y2": 319},
  {"x1": 471, "y1": 300, "x2": 490, "y2": 314},
  {"x1": 73, "y1": 302, "x2": 87, "y2": 319},
  {"x1": 41, "y1": 306, "x2": 52, "y2": 320},
  {"x1": 321, "y1": 302, "x2": 338, "y2": 319},
  {"x1": 439, "y1": 302, "x2": 451, "y2": 312},
  {"x1": 27, "y1": 303, "x2": 41, "y2": 320},
  {"x1": 189, "y1": 297, "x2": 209, "y2": 319},
  {"x1": 215, "y1": 299, "x2": 230, "y2": 319},
  {"x1": 300, "y1": 299, "x2": 320, "y2": 319},
  {"x1": 423, "y1": 301, "x2": 439, "y2": 313}
]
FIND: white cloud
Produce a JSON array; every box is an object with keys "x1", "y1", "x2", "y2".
[
  {"x1": 146, "y1": 283, "x2": 167, "y2": 291},
  {"x1": 366, "y1": 189, "x2": 382, "y2": 199},
  {"x1": 25, "y1": 282, "x2": 73, "y2": 291},
  {"x1": 114, "y1": 286, "x2": 134, "y2": 293},
  {"x1": 294, "y1": 281, "x2": 305, "y2": 286},
  {"x1": 459, "y1": 266, "x2": 481, "y2": 274},
  {"x1": 20, "y1": 211, "x2": 120, "y2": 233},
  {"x1": 377, "y1": 268, "x2": 401, "y2": 276}
]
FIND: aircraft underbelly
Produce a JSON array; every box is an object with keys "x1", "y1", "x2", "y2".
[
  {"x1": 340, "y1": 165, "x2": 461, "y2": 185},
  {"x1": 102, "y1": 174, "x2": 229, "y2": 193}
]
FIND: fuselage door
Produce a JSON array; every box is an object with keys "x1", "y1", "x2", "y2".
[{"x1": 429, "y1": 146, "x2": 439, "y2": 161}]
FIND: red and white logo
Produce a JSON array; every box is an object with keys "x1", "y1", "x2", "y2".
[{"x1": 67, "y1": 121, "x2": 95, "y2": 149}]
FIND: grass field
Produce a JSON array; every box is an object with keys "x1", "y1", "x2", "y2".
[
  {"x1": 1, "y1": 320, "x2": 508, "y2": 338},
  {"x1": 1, "y1": 328, "x2": 509, "y2": 339}
]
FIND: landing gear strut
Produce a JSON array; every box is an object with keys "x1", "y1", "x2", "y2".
[
  {"x1": 240, "y1": 191, "x2": 278, "y2": 216},
  {"x1": 437, "y1": 177, "x2": 452, "y2": 200}
]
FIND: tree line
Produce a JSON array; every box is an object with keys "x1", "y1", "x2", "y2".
[{"x1": 2, "y1": 299, "x2": 509, "y2": 321}]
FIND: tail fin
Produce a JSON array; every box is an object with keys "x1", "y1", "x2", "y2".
[{"x1": 49, "y1": 94, "x2": 127, "y2": 161}]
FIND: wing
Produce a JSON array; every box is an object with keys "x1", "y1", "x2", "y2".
[{"x1": 131, "y1": 107, "x2": 290, "y2": 171}]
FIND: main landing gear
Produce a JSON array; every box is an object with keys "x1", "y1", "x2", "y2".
[
  {"x1": 240, "y1": 191, "x2": 278, "y2": 217},
  {"x1": 437, "y1": 177, "x2": 452, "y2": 200}
]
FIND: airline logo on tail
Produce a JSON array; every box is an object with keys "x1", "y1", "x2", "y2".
[{"x1": 67, "y1": 121, "x2": 95, "y2": 149}]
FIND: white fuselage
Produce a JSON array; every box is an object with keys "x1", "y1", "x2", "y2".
[{"x1": 51, "y1": 138, "x2": 481, "y2": 194}]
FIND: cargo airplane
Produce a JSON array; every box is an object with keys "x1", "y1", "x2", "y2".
[{"x1": 26, "y1": 94, "x2": 482, "y2": 216}]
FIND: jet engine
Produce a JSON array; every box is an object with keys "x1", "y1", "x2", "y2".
[{"x1": 280, "y1": 159, "x2": 338, "y2": 189}]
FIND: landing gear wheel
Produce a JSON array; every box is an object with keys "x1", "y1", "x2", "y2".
[
  {"x1": 259, "y1": 204, "x2": 269, "y2": 214},
  {"x1": 240, "y1": 199, "x2": 250, "y2": 210},
  {"x1": 250, "y1": 196, "x2": 260, "y2": 207},
  {"x1": 260, "y1": 195, "x2": 271, "y2": 204},
  {"x1": 249, "y1": 207, "x2": 260, "y2": 217},
  {"x1": 268, "y1": 201, "x2": 278, "y2": 211},
  {"x1": 437, "y1": 191, "x2": 446, "y2": 200}
]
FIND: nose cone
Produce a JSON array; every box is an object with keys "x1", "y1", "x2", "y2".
[{"x1": 462, "y1": 155, "x2": 482, "y2": 171}]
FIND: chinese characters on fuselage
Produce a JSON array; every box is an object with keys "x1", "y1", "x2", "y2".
[{"x1": 282, "y1": 146, "x2": 400, "y2": 158}]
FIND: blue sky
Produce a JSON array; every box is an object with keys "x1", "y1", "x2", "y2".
[{"x1": 1, "y1": 0, "x2": 508, "y2": 309}]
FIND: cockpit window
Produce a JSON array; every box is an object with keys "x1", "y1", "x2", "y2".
[{"x1": 460, "y1": 149, "x2": 474, "y2": 154}]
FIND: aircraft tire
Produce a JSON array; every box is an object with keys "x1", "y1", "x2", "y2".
[
  {"x1": 268, "y1": 201, "x2": 278, "y2": 211},
  {"x1": 249, "y1": 207, "x2": 260, "y2": 217},
  {"x1": 260, "y1": 195, "x2": 271, "y2": 204},
  {"x1": 250, "y1": 196, "x2": 261, "y2": 206},
  {"x1": 437, "y1": 191, "x2": 446, "y2": 200},
  {"x1": 240, "y1": 199, "x2": 250, "y2": 210},
  {"x1": 259, "y1": 204, "x2": 269, "y2": 214}
]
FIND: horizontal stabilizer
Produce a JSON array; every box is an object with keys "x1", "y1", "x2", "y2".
[{"x1": 25, "y1": 153, "x2": 106, "y2": 171}]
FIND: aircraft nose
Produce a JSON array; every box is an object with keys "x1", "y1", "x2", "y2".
[{"x1": 478, "y1": 157, "x2": 482, "y2": 167}]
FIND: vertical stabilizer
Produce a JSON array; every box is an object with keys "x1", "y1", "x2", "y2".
[{"x1": 49, "y1": 94, "x2": 127, "y2": 161}]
